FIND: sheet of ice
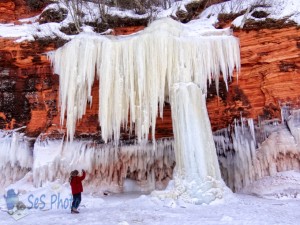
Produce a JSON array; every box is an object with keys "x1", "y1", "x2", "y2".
[
  {"x1": 214, "y1": 114, "x2": 300, "y2": 192},
  {"x1": 0, "y1": 130, "x2": 175, "y2": 195},
  {"x1": 0, "y1": 130, "x2": 32, "y2": 193},
  {"x1": 32, "y1": 137, "x2": 175, "y2": 194}
]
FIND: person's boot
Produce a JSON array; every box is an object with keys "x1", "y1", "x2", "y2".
[{"x1": 71, "y1": 208, "x2": 79, "y2": 214}]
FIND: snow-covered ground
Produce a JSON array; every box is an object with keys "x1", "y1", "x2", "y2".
[{"x1": 1, "y1": 171, "x2": 300, "y2": 225}]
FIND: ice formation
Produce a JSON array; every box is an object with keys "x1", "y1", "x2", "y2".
[
  {"x1": 0, "y1": 129, "x2": 32, "y2": 193},
  {"x1": 287, "y1": 109, "x2": 300, "y2": 144},
  {"x1": 152, "y1": 83, "x2": 223, "y2": 204},
  {"x1": 0, "y1": 130, "x2": 175, "y2": 194},
  {"x1": 32, "y1": 137, "x2": 175, "y2": 193},
  {"x1": 48, "y1": 18, "x2": 240, "y2": 143},
  {"x1": 214, "y1": 112, "x2": 300, "y2": 192},
  {"x1": 1, "y1": 17, "x2": 241, "y2": 201},
  {"x1": 46, "y1": 18, "x2": 241, "y2": 203}
]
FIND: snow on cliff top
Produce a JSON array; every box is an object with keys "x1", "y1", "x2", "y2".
[
  {"x1": 199, "y1": 0, "x2": 300, "y2": 27},
  {"x1": 0, "y1": 0, "x2": 299, "y2": 42}
]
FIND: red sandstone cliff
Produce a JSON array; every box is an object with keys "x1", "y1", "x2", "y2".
[
  {"x1": 0, "y1": 0, "x2": 41, "y2": 24},
  {"x1": 207, "y1": 27, "x2": 300, "y2": 130},
  {"x1": 0, "y1": 2, "x2": 299, "y2": 139}
]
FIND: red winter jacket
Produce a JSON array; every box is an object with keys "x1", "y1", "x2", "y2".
[{"x1": 70, "y1": 171, "x2": 86, "y2": 194}]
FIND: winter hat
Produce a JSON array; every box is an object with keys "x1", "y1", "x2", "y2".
[
  {"x1": 69, "y1": 170, "x2": 79, "y2": 182},
  {"x1": 71, "y1": 170, "x2": 79, "y2": 176}
]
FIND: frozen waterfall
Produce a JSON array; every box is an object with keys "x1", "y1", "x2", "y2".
[
  {"x1": 48, "y1": 18, "x2": 240, "y2": 143},
  {"x1": 152, "y1": 83, "x2": 223, "y2": 204},
  {"x1": 47, "y1": 18, "x2": 241, "y2": 204}
]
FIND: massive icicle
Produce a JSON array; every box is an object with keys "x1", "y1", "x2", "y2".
[
  {"x1": 0, "y1": 130, "x2": 32, "y2": 193},
  {"x1": 152, "y1": 83, "x2": 223, "y2": 204},
  {"x1": 48, "y1": 18, "x2": 240, "y2": 143}
]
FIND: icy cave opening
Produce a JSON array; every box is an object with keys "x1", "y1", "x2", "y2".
[{"x1": 46, "y1": 18, "x2": 241, "y2": 204}]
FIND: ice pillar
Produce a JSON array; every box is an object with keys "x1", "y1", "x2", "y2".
[{"x1": 153, "y1": 83, "x2": 223, "y2": 204}]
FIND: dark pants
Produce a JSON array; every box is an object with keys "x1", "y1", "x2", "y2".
[{"x1": 72, "y1": 193, "x2": 81, "y2": 209}]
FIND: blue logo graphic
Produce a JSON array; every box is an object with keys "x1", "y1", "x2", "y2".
[
  {"x1": 4, "y1": 189, "x2": 19, "y2": 211},
  {"x1": 3, "y1": 189, "x2": 29, "y2": 220},
  {"x1": 2, "y1": 187, "x2": 73, "y2": 220}
]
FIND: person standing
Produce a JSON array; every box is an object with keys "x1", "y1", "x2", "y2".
[{"x1": 69, "y1": 169, "x2": 86, "y2": 214}]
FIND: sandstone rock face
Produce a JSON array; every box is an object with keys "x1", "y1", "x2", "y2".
[
  {"x1": 0, "y1": 38, "x2": 59, "y2": 136},
  {"x1": 0, "y1": 1, "x2": 15, "y2": 23},
  {"x1": 0, "y1": 0, "x2": 39, "y2": 24},
  {"x1": 207, "y1": 27, "x2": 300, "y2": 131},
  {"x1": 0, "y1": 15, "x2": 299, "y2": 139}
]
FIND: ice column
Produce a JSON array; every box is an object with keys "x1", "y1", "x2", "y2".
[{"x1": 153, "y1": 83, "x2": 223, "y2": 204}]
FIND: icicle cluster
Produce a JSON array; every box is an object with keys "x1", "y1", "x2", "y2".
[
  {"x1": 48, "y1": 18, "x2": 240, "y2": 143},
  {"x1": 0, "y1": 130, "x2": 32, "y2": 192},
  {"x1": 152, "y1": 83, "x2": 223, "y2": 204},
  {"x1": 32, "y1": 137, "x2": 175, "y2": 193},
  {"x1": 287, "y1": 109, "x2": 300, "y2": 144},
  {"x1": 214, "y1": 116, "x2": 300, "y2": 192}
]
